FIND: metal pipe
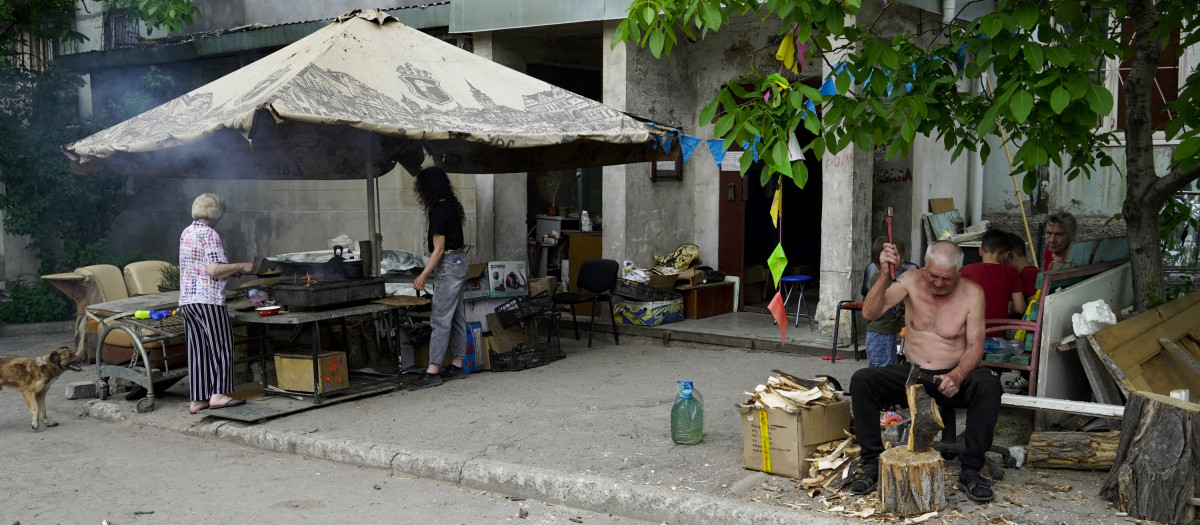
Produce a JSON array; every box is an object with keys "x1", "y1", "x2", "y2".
[{"x1": 943, "y1": 0, "x2": 955, "y2": 24}]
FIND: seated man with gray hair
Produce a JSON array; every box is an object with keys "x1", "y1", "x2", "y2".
[{"x1": 847, "y1": 240, "x2": 1002, "y2": 502}]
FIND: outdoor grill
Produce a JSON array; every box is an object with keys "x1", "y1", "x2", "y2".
[{"x1": 272, "y1": 276, "x2": 386, "y2": 310}]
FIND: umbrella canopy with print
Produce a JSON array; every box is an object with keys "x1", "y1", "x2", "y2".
[{"x1": 62, "y1": 9, "x2": 669, "y2": 179}]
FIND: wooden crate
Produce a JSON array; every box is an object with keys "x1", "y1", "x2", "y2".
[
  {"x1": 678, "y1": 281, "x2": 735, "y2": 320},
  {"x1": 274, "y1": 351, "x2": 349, "y2": 393}
]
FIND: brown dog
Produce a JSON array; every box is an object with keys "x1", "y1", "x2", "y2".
[{"x1": 0, "y1": 347, "x2": 84, "y2": 430}]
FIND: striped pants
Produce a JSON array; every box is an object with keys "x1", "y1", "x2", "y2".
[{"x1": 180, "y1": 303, "x2": 234, "y2": 402}]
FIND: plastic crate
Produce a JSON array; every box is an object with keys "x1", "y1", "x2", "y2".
[
  {"x1": 494, "y1": 291, "x2": 554, "y2": 328},
  {"x1": 524, "y1": 313, "x2": 564, "y2": 361},
  {"x1": 614, "y1": 279, "x2": 682, "y2": 302}
]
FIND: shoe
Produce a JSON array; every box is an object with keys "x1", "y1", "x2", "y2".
[
  {"x1": 208, "y1": 398, "x2": 245, "y2": 409},
  {"x1": 847, "y1": 462, "x2": 879, "y2": 495},
  {"x1": 1004, "y1": 376, "x2": 1029, "y2": 391},
  {"x1": 957, "y1": 469, "x2": 995, "y2": 502},
  {"x1": 408, "y1": 372, "x2": 443, "y2": 391},
  {"x1": 401, "y1": 365, "x2": 426, "y2": 374},
  {"x1": 439, "y1": 364, "x2": 466, "y2": 381}
]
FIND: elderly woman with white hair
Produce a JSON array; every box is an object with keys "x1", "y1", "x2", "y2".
[{"x1": 178, "y1": 193, "x2": 254, "y2": 415}]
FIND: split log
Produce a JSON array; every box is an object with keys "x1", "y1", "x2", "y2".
[
  {"x1": 1025, "y1": 431, "x2": 1120, "y2": 470},
  {"x1": 879, "y1": 447, "x2": 946, "y2": 516},
  {"x1": 906, "y1": 383, "x2": 944, "y2": 453},
  {"x1": 1100, "y1": 391, "x2": 1200, "y2": 524}
]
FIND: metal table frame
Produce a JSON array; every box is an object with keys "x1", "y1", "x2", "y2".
[
  {"x1": 228, "y1": 302, "x2": 406, "y2": 404},
  {"x1": 87, "y1": 292, "x2": 189, "y2": 413}
]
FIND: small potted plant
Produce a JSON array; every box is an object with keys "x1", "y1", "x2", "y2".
[
  {"x1": 157, "y1": 262, "x2": 180, "y2": 292},
  {"x1": 542, "y1": 173, "x2": 564, "y2": 216}
]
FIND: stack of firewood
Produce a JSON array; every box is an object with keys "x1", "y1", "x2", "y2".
[
  {"x1": 800, "y1": 434, "x2": 862, "y2": 491},
  {"x1": 739, "y1": 371, "x2": 841, "y2": 413}
]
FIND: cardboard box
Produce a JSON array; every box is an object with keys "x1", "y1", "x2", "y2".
[
  {"x1": 737, "y1": 400, "x2": 851, "y2": 478},
  {"x1": 647, "y1": 273, "x2": 677, "y2": 290},
  {"x1": 528, "y1": 276, "x2": 558, "y2": 297},
  {"x1": 743, "y1": 265, "x2": 767, "y2": 284},
  {"x1": 464, "y1": 263, "x2": 490, "y2": 301},
  {"x1": 742, "y1": 281, "x2": 765, "y2": 305},
  {"x1": 465, "y1": 297, "x2": 509, "y2": 332},
  {"x1": 676, "y1": 269, "x2": 704, "y2": 287},
  {"x1": 485, "y1": 313, "x2": 526, "y2": 354},
  {"x1": 487, "y1": 261, "x2": 529, "y2": 299},
  {"x1": 274, "y1": 351, "x2": 349, "y2": 393},
  {"x1": 613, "y1": 299, "x2": 684, "y2": 326}
]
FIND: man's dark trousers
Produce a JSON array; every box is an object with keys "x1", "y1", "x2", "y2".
[{"x1": 850, "y1": 364, "x2": 1002, "y2": 472}]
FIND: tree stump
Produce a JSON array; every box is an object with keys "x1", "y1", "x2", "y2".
[
  {"x1": 879, "y1": 446, "x2": 946, "y2": 515},
  {"x1": 1100, "y1": 391, "x2": 1200, "y2": 523},
  {"x1": 1026, "y1": 431, "x2": 1120, "y2": 470}
]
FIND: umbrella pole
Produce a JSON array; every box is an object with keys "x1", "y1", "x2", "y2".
[{"x1": 366, "y1": 152, "x2": 381, "y2": 278}]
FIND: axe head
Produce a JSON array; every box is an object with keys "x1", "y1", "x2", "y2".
[{"x1": 905, "y1": 363, "x2": 943, "y2": 387}]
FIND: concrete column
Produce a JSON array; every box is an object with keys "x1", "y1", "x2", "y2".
[
  {"x1": 816, "y1": 146, "x2": 873, "y2": 338},
  {"x1": 472, "y1": 31, "x2": 525, "y2": 262},
  {"x1": 601, "y1": 20, "x2": 629, "y2": 262},
  {"x1": 816, "y1": 20, "x2": 872, "y2": 339}
]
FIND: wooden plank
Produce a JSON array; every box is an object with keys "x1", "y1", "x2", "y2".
[
  {"x1": 1087, "y1": 335, "x2": 1132, "y2": 397},
  {"x1": 1065, "y1": 240, "x2": 1097, "y2": 267},
  {"x1": 1077, "y1": 338, "x2": 1125, "y2": 407},
  {"x1": 1092, "y1": 291, "x2": 1200, "y2": 351},
  {"x1": 1001, "y1": 393, "x2": 1125, "y2": 418}
]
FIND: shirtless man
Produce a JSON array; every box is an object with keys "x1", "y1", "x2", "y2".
[{"x1": 847, "y1": 240, "x2": 1001, "y2": 502}]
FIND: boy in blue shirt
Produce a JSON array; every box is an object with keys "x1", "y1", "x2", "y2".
[{"x1": 861, "y1": 237, "x2": 917, "y2": 367}]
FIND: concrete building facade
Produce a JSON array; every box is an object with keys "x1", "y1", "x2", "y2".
[{"x1": 4, "y1": 0, "x2": 1196, "y2": 329}]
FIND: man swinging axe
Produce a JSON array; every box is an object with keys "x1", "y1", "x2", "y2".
[{"x1": 847, "y1": 239, "x2": 1003, "y2": 502}]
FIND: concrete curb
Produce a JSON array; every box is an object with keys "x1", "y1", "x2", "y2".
[
  {"x1": 85, "y1": 401, "x2": 845, "y2": 525},
  {"x1": 0, "y1": 320, "x2": 74, "y2": 337}
]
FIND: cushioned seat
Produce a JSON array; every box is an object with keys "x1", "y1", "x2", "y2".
[{"x1": 123, "y1": 260, "x2": 172, "y2": 296}]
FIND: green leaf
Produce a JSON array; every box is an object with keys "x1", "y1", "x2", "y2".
[
  {"x1": 792, "y1": 161, "x2": 808, "y2": 188},
  {"x1": 1024, "y1": 42, "x2": 1044, "y2": 70},
  {"x1": 610, "y1": 19, "x2": 629, "y2": 48},
  {"x1": 1050, "y1": 86, "x2": 1070, "y2": 114},
  {"x1": 901, "y1": 119, "x2": 916, "y2": 143},
  {"x1": 835, "y1": 73, "x2": 851, "y2": 96},
  {"x1": 698, "y1": 99, "x2": 719, "y2": 125},
  {"x1": 1173, "y1": 137, "x2": 1200, "y2": 161},
  {"x1": 701, "y1": 2, "x2": 721, "y2": 29},
  {"x1": 1014, "y1": 3, "x2": 1039, "y2": 31},
  {"x1": 1087, "y1": 85, "x2": 1114, "y2": 116},
  {"x1": 798, "y1": 84, "x2": 821, "y2": 101},
  {"x1": 1026, "y1": 144, "x2": 1049, "y2": 167},
  {"x1": 772, "y1": 141, "x2": 792, "y2": 177},
  {"x1": 1044, "y1": 46, "x2": 1072, "y2": 67},
  {"x1": 649, "y1": 30, "x2": 665, "y2": 58},
  {"x1": 1010, "y1": 90, "x2": 1034, "y2": 123},
  {"x1": 642, "y1": 5, "x2": 655, "y2": 25},
  {"x1": 982, "y1": 16, "x2": 1004, "y2": 38},
  {"x1": 1022, "y1": 172, "x2": 1038, "y2": 195},
  {"x1": 714, "y1": 113, "x2": 735, "y2": 137}
]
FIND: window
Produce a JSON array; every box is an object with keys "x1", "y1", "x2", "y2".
[{"x1": 1102, "y1": 21, "x2": 1181, "y2": 133}]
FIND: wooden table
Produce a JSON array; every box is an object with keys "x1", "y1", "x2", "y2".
[{"x1": 676, "y1": 281, "x2": 735, "y2": 320}]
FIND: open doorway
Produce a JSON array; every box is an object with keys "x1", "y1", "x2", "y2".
[{"x1": 719, "y1": 128, "x2": 824, "y2": 312}]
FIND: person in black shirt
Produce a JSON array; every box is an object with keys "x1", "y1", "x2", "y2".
[{"x1": 409, "y1": 167, "x2": 469, "y2": 390}]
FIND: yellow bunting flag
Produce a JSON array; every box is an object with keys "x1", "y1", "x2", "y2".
[
  {"x1": 775, "y1": 31, "x2": 798, "y2": 74},
  {"x1": 770, "y1": 185, "x2": 782, "y2": 228}
]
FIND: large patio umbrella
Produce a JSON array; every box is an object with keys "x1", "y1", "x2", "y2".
[{"x1": 62, "y1": 9, "x2": 671, "y2": 273}]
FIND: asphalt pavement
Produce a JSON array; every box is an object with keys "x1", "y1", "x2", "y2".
[{"x1": 0, "y1": 317, "x2": 1130, "y2": 525}]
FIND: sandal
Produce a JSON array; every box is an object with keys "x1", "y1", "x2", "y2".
[
  {"x1": 957, "y1": 469, "x2": 995, "y2": 502},
  {"x1": 848, "y1": 463, "x2": 879, "y2": 495}
]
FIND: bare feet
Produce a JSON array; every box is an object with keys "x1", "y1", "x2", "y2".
[{"x1": 189, "y1": 402, "x2": 209, "y2": 414}]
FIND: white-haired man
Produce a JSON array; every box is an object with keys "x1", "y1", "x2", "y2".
[{"x1": 847, "y1": 240, "x2": 1002, "y2": 502}]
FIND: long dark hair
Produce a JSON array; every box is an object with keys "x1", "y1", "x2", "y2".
[{"x1": 415, "y1": 166, "x2": 465, "y2": 223}]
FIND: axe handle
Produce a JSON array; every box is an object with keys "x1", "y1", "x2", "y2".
[{"x1": 885, "y1": 215, "x2": 896, "y2": 281}]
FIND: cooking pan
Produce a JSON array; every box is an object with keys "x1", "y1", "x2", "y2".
[{"x1": 263, "y1": 246, "x2": 365, "y2": 281}]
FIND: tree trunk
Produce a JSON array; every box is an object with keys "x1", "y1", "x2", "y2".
[
  {"x1": 1122, "y1": 0, "x2": 1166, "y2": 313},
  {"x1": 1099, "y1": 391, "x2": 1200, "y2": 523},
  {"x1": 1026, "y1": 431, "x2": 1120, "y2": 470},
  {"x1": 879, "y1": 447, "x2": 946, "y2": 516}
]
